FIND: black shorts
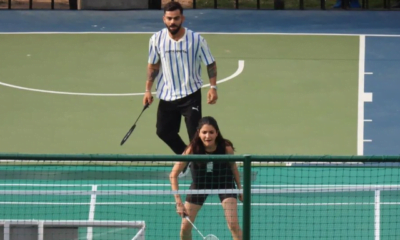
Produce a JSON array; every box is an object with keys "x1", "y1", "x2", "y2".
[
  {"x1": 156, "y1": 89, "x2": 202, "y2": 141},
  {"x1": 185, "y1": 181, "x2": 237, "y2": 206}
]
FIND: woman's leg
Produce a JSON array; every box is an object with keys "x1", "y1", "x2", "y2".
[
  {"x1": 180, "y1": 201, "x2": 202, "y2": 240},
  {"x1": 221, "y1": 197, "x2": 242, "y2": 240}
]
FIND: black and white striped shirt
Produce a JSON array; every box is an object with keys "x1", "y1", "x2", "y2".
[{"x1": 148, "y1": 27, "x2": 215, "y2": 101}]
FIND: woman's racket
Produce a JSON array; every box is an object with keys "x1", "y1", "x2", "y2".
[{"x1": 185, "y1": 216, "x2": 219, "y2": 240}]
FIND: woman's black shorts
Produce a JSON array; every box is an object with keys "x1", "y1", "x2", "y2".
[{"x1": 185, "y1": 181, "x2": 237, "y2": 206}]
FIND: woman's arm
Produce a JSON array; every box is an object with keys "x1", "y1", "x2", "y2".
[
  {"x1": 227, "y1": 146, "x2": 243, "y2": 202},
  {"x1": 226, "y1": 146, "x2": 242, "y2": 191},
  {"x1": 169, "y1": 146, "x2": 191, "y2": 214},
  {"x1": 169, "y1": 161, "x2": 187, "y2": 205}
]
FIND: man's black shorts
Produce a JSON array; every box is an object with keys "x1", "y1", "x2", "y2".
[{"x1": 156, "y1": 89, "x2": 202, "y2": 140}]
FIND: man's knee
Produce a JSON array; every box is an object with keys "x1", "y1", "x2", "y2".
[
  {"x1": 186, "y1": 119, "x2": 200, "y2": 141},
  {"x1": 156, "y1": 127, "x2": 173, "y2": 141},
  {"x1": 156, "y1": 128, "x2": 165, "y2": 139}
]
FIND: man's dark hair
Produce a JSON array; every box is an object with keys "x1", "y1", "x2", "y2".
[{"x1": 163, "y1": 1, "x2": 183, "y2": 14}]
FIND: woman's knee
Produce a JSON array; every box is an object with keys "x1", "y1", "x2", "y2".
[
  {"x1": 180, "y1": 222, "x2": 192, "y2": 237},
  {"x1": 227, "y1": 221, "x2": 241, "y2": 232}
]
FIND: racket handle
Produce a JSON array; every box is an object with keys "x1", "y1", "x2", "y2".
[{"x1": 144, "y1": 97, "x2": 154, "y2": 107}]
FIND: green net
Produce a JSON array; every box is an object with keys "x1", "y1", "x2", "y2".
[{"x1": 0, "y1": 154, "x2": 399, "y2": 240}]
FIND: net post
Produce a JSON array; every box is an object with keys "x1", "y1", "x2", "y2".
[
  {"x1": 4, "y1": 222, "x2": 10, "y2": 240},
  {"x1": 242, "y1": 154, "x2": 251, "y2": 240},
  {"x1": 38, "y1": 221, "x2": 44, "y2": 240}
]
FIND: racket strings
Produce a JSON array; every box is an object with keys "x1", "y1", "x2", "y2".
[
  {"x1": 185, "y1": 216, "x2": 219, "y2": 240},
  {"x1": 204, "y1": 234, "x2": 219, "y2": 240}
]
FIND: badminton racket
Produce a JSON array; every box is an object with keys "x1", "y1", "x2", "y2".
[
  {"x1": 185, "y1": 216, "x2": 219, "y2": 240},
  {"x1": 120, "y1": 100, "x2": 152, "y2": 146}
]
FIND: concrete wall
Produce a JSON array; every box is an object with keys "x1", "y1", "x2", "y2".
[{"x1": 78, "y1": 0, "x2": 148, "y2": 10}]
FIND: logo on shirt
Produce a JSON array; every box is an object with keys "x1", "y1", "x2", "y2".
[{"x1": 165, "y1": 50, "x2": 187, "y2": 54}]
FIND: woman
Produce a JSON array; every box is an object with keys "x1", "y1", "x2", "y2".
[{"x1": 169, "y1": 116, "x2": 243, "y2": 240}]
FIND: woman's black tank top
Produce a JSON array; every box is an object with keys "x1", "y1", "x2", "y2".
[{"x1": 190, "y1": 141, "x2": 235, "y2": 189}]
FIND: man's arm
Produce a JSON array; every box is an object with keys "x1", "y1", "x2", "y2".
[
  {"x1": 198, "y1": 36, "x2": 218, "y2": 104},
  {"x1": 206, "y1": 61, "x2": 218, "y2": 104},
  {"x1": 207, "y1": 61, "x2": 217, "y2": 87},
  {"x1": 143, "y1": 62, "x2": 160, "y2": 105},
  {"x1": 146, "y1": 62, "x2": 160, "y2": 91}
]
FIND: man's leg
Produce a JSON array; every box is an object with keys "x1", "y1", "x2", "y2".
[
  {"x1": 156, "y1": 99, "x2": 187, "y2": 155},
  {"x1": 180, "y1": 90, "x2": 202, "y2": 176},
  {"x1": 181, "y1": 90, "x2": 202, "y2": 142}
]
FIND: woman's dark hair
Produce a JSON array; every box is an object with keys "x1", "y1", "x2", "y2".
[
  {"x1": 163, "y1": 1, "x2": 183, "y2": 14},
  {"x1": 187, "y1": 116, "x2": 234, "y2": 154}
]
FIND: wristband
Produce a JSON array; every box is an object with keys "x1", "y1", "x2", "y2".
[{"x1": 210, "y1": 85, "x2": 217, "y2": 90}]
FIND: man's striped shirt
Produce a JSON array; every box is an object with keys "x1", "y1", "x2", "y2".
[{"x1": 148, "y1": 27, "x2": 215, "y2": 101}]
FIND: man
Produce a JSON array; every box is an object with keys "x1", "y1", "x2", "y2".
[{"x1": 143, "y1": 1, "x2": 218, "y2": 174}]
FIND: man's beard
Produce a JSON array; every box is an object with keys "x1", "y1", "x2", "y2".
[{"x1": 167, "y1": 24, "x2": 181, "y2": 35}]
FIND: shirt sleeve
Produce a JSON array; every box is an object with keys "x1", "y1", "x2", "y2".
[
  {"x1": 199, "y1": 37, "x2": 215, "y2": 66},
  {"x1": 148, "y1": 35, "x2": 160, "y2": 64}
]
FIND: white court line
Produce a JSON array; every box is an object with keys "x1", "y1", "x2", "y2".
[
  {"x1": 365, "y1": 72, "x2": 374, "y2": 75},
  {"x1": 364, "y1": 139, "x2": 373, "y2": 142},
  {"x1": 364, "y1": 92, "x2": 373, "y2": 102},
  {"x1": 2, "y1": 32, "x2": 400, "y2": 37},
  {"x1": 87, "y1": 185, "x2": 97, "y2": 240},
  {"x1": 364, "y1": 119, "x2": 373, "y2": 122},
  {"x1": 82, "y1": 228, "x2": 128, "y2": 240},
  {"x1": 375, "y1": 190, "x2": 381, "y2": 240},
  {"x1": 1, "y1": 201, "x2": 400, "y2": 206},
  {"x1": 2, "y1": 183, "x2": 400, "y2": 187},
  {"x1": 357, "y1": 35, "x2": 366, "y2": 156},
  {"x1": 0, "y1": 202, "x2": 91, "y2": 205},
  {"x1": 0, "y1": 60, "x2": 244, "y2": 96}
]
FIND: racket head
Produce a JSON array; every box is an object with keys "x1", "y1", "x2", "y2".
[
  {"x1": 120, "y1": 101, "x2": 151, "y2": 146},
  {"x1": 204, "y1": 234, "x2": 219, "y2": 240},
  {"x1": 120, "y1": 124, "x2": 136, "y2": 145}
]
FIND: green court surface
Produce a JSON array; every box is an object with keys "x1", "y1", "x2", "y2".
[
  {"x1": 1, "y1": 164, "x2": 400, "y2": 239},
  {"x1": 0, "y1": 33, "x2": 366, "y2": 239},
  {"x1": 0, "y1": 33, "x2": 358, "y2": 156}
]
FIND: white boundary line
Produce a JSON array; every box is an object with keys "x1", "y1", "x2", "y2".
[
  {"x1": 0, "y1": 201, "x2": 399, "y2": 206},
  {"x1": 1, "y1": 32, "x2": 400, "y2": 37},
  {"x1": 357, "y1": 35, "x2": 366, "y2": 156},
  {"x1": 0, "y1": 202, "x2": 91, "y2": 205},
  {"x1": 2, "y1": 186, "x2": 400, "y2": 195},
  {"x1": 375, "y1": 190, "x2": 381, "y2": 240},
  {"x1": 0, "y1": 60, "x2": 244, "y2": 96},
  {"x1": 87, "y1": 185, "x2": 97, "y2": 240},
  {"x1": 1, "y1": 184, "x2": 400, "y2": 187}
]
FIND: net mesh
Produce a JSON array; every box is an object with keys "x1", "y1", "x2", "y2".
[{"x1": 0, "y1": 156, "x2": 399, "y2": 240}]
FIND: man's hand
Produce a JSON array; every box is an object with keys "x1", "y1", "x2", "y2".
[
  {"x1": 207, "y1": 88, "x2": 218, "y2": 104},
  {"x1": 143, "y1": 91, "x2": 154, "y2": 106}
]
